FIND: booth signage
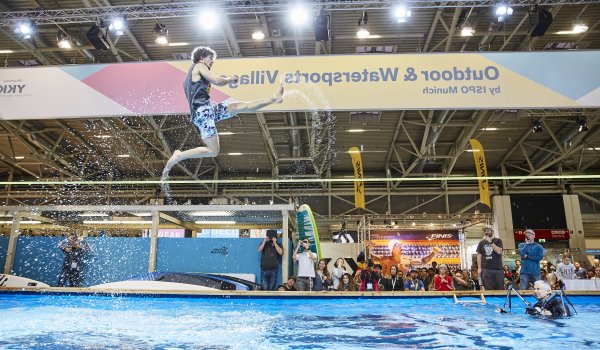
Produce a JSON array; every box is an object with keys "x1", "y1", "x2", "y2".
[{"x1": 513, "y1": 229, "x2": 569, "y2": 241}]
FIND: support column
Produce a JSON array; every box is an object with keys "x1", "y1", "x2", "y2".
[
  {"x1": 3, "y1": 212, "x2": 20, "y2": 274},
  {"x1": 564, "y1": 194, "x2": 586, "y2": 260},
  {"x1": 148, "y1": 210, "x2": 159, "y2": 272},
  {"x1": 493, "y1": 195, "x2": 515, "y2": 250},
  {"x1": 281, "y1": 210, "x2": 289, "y2": 283}
]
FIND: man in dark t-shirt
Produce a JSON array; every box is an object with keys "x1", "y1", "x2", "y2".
[
  {"x1": 476, "y1": 227, "x2": 504, "y2": 290},
  {"x1": 257, "y1": 230, "x2": 283, "y2": 291}
]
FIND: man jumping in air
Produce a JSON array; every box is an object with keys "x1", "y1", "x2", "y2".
[{"x1": 163, "y1": 46, "x2": 284, "y2": 176}]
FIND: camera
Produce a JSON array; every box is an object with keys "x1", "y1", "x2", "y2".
[{"x1": 266, "y1": 229, "x2": 277, "y2": 240}]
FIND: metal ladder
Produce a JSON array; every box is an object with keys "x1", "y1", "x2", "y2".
[{"x1": 453, "y1": 293, "x2": 487, "y2": 304}]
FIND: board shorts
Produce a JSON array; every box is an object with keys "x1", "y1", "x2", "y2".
[{"x1": 191, "y1": 102, "x2": 232, "y2": 139}]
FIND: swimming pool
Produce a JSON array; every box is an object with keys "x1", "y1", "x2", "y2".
[{"x1": 1, "y1": 292, "x2": 599, "y2": 349}]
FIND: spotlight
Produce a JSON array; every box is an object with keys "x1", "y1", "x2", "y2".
[
  {"x1": 199, "y1": 9, "x2": 218, "y2": 30},
  {"x1": 394, "y1": 5, "x2": 412, "y2": 23},
  {"x1": 572, "y1": 22, "x2": 589, "y2": 33},
  {"x1": 531, "y1": 118, "x2": 543, "y2": 133},
  {"x1": 356, "y1": 12, "x2": 369, "y2": 38},
  {"x1": 16, "y1": 21, "x2": 35, "y2": 39},
  {"x1": 495, "y1": 1, "x2": 513, "y2": 22},
  {"x1": 56, "y1": 30, "x2": 72, "y2": 49},
  {"x1": 153, "y1": 22, "x2": 168, "y2": 45},
  {"x1": 576, "y1": 116, "x2": 589, "y2": 132},
  {"x1": 290, "y1": 5, "x2": 309, "y2": 26},
  {"x1": 108, "y1": 17, "x2": 126, "y2": 36},
  {"x1": 252, "y1": 29, "x2": 265, "y2": 40},
  {"x1": 460, "y1": 25, "x2": 475, "y2": 37}
]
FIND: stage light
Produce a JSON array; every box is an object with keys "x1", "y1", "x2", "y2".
[
  {"x1": 357, "y1": 11, "x2": 370, "y2": 38},
  {"x1": 531, "y1": 118, "x2": 543, "y2": 133},
  {"x1": 252, "y1": 14, "x2": 265, "y2": 40},
  {"x1": 153, "y1": 22, "x2": 168, "y2": 45},
  {"x1": 394, "y1": 5, "x2": 412, "y2": 23},
  {"x1": 108, "y1": 17, "x2": 126, "y2": 36},
  {"x1": 199, "y1": 9, "x2": 218, "y2": 30},
  {"x1": 576, "y1": 116, "x2": 589, "y2": 132},
  {"x1": 572, "y1": 22, "x2": 589, "y2": 33},
  {"x1": 495, "y1": 1, "x2": 513, "y2": 22},
  {"x1": 460, "y1": 25, "x2": 475, "y2": 37},
  {"x1": 290, "y1": 5, "x2": 309, "y2": 26},
  {"x1": 16, "y1": 21, "x2": 35, "y2": 39},
  {"x1": 252, "y1": 29, "x2": 265, "y2": 40},
  {"x1": 57, "y1": 31, "x2": 72, "y2": 49}
]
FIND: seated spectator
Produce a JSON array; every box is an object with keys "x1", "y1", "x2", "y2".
[
  {"x1": 503, "y1": 265, "x2": 513, "y2": 281},
  {"x1": 381, "y1": 265, "x2": 404, "y2": 291},
  {"x1": 586, "y1": 269, "x2": 595, "y2": 279},
  {"x1": 331, "y1": 258, "x2": 346, "y2": 290},
  {"x1": 353, "y1": 268, "x2": 363, "y2": 290},
  {"x1": 434, "y1": 264, "x2": 454, "y2": 291},
  {"x1": 453, "y1": 269, "x2": 470, "y2": 291},
  {"x1": 404, "y1": 269, "x2": 425, "y2": 291},
  {"x1": 277, "y1": 285, "x2": 287, "y2": 291},
  {"x1": 283, "y1": 277, "x2": 297, "y2": 291}
]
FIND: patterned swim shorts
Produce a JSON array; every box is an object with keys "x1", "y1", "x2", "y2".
[{"x1": 191, "y1": 102, "x2": 232, "y2": 139}]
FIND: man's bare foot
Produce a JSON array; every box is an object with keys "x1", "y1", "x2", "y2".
[
  {"x1": 273, "y1": 84, "x2": 284, "y2": 103},
  {"x1": 164, "y1": 150, "x2": 182, "y2": 173}
]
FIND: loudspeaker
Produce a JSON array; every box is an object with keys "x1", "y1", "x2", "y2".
[
  {"x1": 313, "y1": 14, "x2": 329, "y2": 41},
  {"x1": 184, "y1": 229, "x2": 192, "y2": 238},
  {"x1": 529, "y1": 9, "x2": 553, "y2": 37},
  {"x1": 86, "y1": 25, "x2": 111, "y2": 50}
]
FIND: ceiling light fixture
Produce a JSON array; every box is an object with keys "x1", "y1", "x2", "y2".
[
  {"x1": 576, "y1": 116, "x2": 589, "y2": 132},
  {"x1": 108, "y1": 17, "x2": 126, "y2": 36},
  {"x1": 290, "y1": 5, "x2": 309, "y2": 26},
  {"x1": 495, "y1": 1, "x2": 513, "y2": 22},
  {"x1": 189, "y1": 211, "x2": 231, "y2": 216},
  {"x1": 153, "y1": 22, "x2": 168, "y2": 45},
  {"x1": 460, "y1": 25, "x2": 475, "y2": 37},
  {"x1": 394, "y1": 5, "x2": 412, "y2": 23},
  {"x1": 531, "y1": 118, "x2": 543, "y2": 133},
  {"x1": 56, "y1": 30, "x2": 72, "y2": 49},
  {"x1": 195, "y1": 220, "x2": 236, "y2": 225},
  {"x1": 16, "y1": 21, "x2": 35, "y2": 39},
  {"x1": 357, "y1": 11, "x2": 370, "y2": 38},
  {"x1": 252, "y1": 14, "x2": 266, "y2": 40}
]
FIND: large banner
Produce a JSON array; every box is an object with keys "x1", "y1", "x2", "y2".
[
  {"x1": 2, "y1": 51, "x2": 600, "y2": 120},
  {"x1": 370, "y1": 230, "x2": 460, "y2": 277},
  {"x1": 469, "y1": 138, "x2": 491, "y2": 208},
  {"x1": 348, "y1": 147, "x2": 365, "y2": 209}
]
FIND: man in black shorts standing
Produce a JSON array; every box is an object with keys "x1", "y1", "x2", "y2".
[
  {"x1": 163, "y1": 46, "x2": 284, "y2": 176},
  {"x1": 476, "y1": 227, "x2": 504, "y2": 290}
]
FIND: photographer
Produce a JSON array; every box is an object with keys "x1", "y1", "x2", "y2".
[
  {"x1": 293, "y1": 239, "x2": 317, "y2": 291},
  {"x1": 518, "y1": 229, "x2": 544, "y2": 290},
  {"x1": 526, "y1": 280, "x2": 572, "y2": 317},
  {"x1": 258, "y1": 229, "x2": 283, "y2": 291},
  {"x1": 57, "y1": 233, "x2": 90, "y2": 287}
]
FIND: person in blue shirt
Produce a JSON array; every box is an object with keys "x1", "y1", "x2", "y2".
[
  {"x1": 404, "y1": 269, "x2": 425, "y2": 291},
  {"x1": 518, "y1": 229, "x2": 545, "y2": 290}
]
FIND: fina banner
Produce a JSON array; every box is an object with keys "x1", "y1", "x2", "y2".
[
  {"x1": 370, "y1": 230, "x2": 461, "y2": 275},
  {"x1": 469, "y1": 138, "x2": 491, "y2": 208},
  {"x1": 348, "y1": 147, "x2": 365, "y2": 209},
  {"x1": 2, "y1": 51, "x2": 600, "y2": 119}
]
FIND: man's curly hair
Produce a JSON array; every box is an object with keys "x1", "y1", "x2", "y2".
[{"x1": 191, "y1": 46, "x2": 217, "y2": 64}]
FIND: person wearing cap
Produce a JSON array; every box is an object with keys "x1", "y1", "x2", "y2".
[
  {"x1": 476, "y1": 227, "x2": 504, "y2": 291},
  {"x1": 518, "y1": 229, "x2": 545, "y2": 290},
  {"x1": 404, "y1": 269, "x2": 425, "y2": 291}
]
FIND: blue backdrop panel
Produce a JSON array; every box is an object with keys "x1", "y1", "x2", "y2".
[
  {"x1": 12, "y1": 237, "x2": 150, "y2": 287},
  {"x1": 156, "y1": 238, "x2": 289, "y2": 286},
  {"x1": 0, "y1": 237, "x2": 8, "y2": 270}
]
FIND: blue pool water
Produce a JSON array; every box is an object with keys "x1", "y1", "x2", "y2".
[{"x1": 0, "y1": 293, "x2": 599, "y2": 349}]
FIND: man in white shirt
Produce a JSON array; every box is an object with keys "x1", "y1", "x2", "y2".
[{"x1": 293, "y1": 239, "x2": 317, "y2": 291}]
